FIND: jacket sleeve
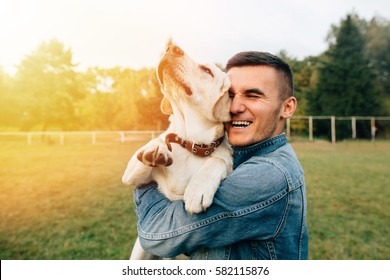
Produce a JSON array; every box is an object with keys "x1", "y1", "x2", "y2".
[{"x1": 134, "y1": 159, "x2": 292, "y2": 258}]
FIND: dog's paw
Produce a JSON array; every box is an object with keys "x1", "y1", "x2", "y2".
[
  {"x1": 183, "y1": 181, "x2": 216, "y2": 215},
  {"x1": 137, "y1": 138, "x2": 173, "y2": 167}
]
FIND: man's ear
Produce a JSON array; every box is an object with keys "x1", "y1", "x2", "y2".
[
  {"x1": 160, "y1": 97, "x2": 173, "y2": 115},
  {"x1": 280, "y1": 97, "x2": 297, "y2": 119}
]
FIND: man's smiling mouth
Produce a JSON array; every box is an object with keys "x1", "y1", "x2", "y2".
[{"x1": 231, "y1": 121, "x2": 253, "y2": 128}]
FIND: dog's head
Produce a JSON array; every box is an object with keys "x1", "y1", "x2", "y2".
[{"x1": 157, "y1": 44, "x2": 231, "y2": 122}]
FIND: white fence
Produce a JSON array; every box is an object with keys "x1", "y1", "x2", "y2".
[
  {"x1": 0, "y1": 130, "x2": 163, "y2": 145},
  {"x1": 1, "y1": 116, "x2": 390, "y2": 145},
  {"x1": 287, "y1": 116, "x2": 390, "y2": 143}
]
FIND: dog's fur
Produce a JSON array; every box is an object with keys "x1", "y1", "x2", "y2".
[{"x1": 122, "y1": 44, "x2": 233, "y2": 260}]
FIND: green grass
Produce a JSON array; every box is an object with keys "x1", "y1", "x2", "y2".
[
  {"x1": 0, "y1": 141, "x2": 145, "y2": 259},
  {"x1": 294, "y1": 140, "x2": 390, "y2": 259},
  {"x1": 0, "y1": 139, "x2": 389, "y2": 259}
]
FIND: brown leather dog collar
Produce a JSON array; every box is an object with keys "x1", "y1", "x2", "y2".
[{"x1": 165, "y1": 133, "x2": 224, "y2": 157}]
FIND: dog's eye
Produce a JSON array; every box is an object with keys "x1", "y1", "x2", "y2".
[{"x1": 200, "y1": 65, "x2": 214, "y2": 77}]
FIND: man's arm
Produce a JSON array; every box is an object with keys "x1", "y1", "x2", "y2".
[{"x1": 134, "y1": 159, "x2": 291, "y2": 258}]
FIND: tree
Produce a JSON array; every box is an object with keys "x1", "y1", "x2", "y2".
[
  {"x1": 13, "y1": 39, "x2": 82, "y2": 131},
  {"x1": 76, "y1": 67, "x2": 169, "y2": 130},
  {"x1": 311, "y1": 14, "x2": 381, "y2": 139},
  {"x1": 279, "y1": 51, "x2": 320, "y2": 136},
  {"x1": 0, "y1": 68, "x2": 20, "y2": 129},
  {"x1": 134, "y1": 68, "x2": 169, "y2": 130},
  {"x1": 364, "y1": 16, "x2": 390, "y2": 113},
  {"x1": 77, "y1": 67, "x2": 127, "y2": 130}
]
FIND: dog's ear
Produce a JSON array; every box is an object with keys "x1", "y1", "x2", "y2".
[
  {"x1": 160, "y1": 97, "x2": 173, "y2": 115},
  {"x1": 212, "y1": 76, "x2": 231, "y2": 122},
  {"x1": 212, "y1": 91, "x2": 231, "y2": 122}
]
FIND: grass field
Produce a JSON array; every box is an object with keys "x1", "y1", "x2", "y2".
[{"x1": 0, "y1": 138, "x2": 389, "y2": 259}]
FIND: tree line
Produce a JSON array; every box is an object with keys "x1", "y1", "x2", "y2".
[{"x1": 1, "y1": 13, "x2": 389, "y2": 139}]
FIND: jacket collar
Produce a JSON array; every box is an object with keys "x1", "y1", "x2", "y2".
[{"x1": 232, "y1": 133, "x2": 287, "y2": 169}]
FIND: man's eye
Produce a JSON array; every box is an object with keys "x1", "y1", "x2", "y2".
[{"x1": 200, "y1": 65, "x2": 214, "y2": 77}]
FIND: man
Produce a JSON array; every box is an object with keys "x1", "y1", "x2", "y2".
[{"x1": 132, "y1": 51, "x2": 308, "y2": 260}]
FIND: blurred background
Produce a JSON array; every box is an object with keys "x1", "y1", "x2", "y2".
[
  {"x1": 1, "y1": 0, "x2": 390, "y2": 137},
  {"x1": 0, "y1": 0, "x2": 389, "y2": 260}
]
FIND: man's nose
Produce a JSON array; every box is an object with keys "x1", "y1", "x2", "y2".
[
  {"x1": 230, "y1": 95, "x2": 246, "y2": 114},
  {"x1": 165, "y1": 44, "x2": 184, "y2": 57}
]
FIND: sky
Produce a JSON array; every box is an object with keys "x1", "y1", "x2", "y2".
[{"x1": 1, "y1": 0, "x2": 389, "y2": 75}]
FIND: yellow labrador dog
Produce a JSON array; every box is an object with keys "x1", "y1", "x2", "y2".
[{"x1": 122, "y1": 44, "x2": 233, "y2": 260}]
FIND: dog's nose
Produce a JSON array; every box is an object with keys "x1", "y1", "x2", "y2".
[{"x1": 166, "y1": 44, "x2": 184, "y2": 56}]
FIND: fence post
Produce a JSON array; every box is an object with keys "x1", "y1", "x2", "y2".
[
  {"x1": 60, "y1": 133, "x2": 64, "y2": 145},
  {"x1": 309, "y1": 116, "x2": 313, "y2": 142},
  {"x1": 120, "y1": 132, "x2": 125, "y2": 143},
  {"x1": 27, "y1": 133, "x2": 32, "y2": 145},
  {"x1": 92, "y1": 132, "x2": 96, "y2": 144},
  {"x1": 371, "y1": 117, "x2": 376, "y2": 142},
  {"x1": 352, "y1": 116, "x2": 356, "y2": 139},
  {"x1": 331, "y1": 116, "x2": 336, "y2": 144}
]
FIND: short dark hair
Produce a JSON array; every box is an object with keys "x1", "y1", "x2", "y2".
[{"x1": 226, "y1": 51, "x2": 294, "y2": 101}]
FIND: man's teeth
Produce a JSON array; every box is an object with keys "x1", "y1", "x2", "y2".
[{"x1": 232, "y1": 121, "x2": 252, "y2": 128}]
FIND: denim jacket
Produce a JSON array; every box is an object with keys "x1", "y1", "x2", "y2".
[{"x1": 133, "y1": 133, "x2": 308, "y2": 260}]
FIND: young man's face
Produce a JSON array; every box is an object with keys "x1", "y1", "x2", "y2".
[{"x1": 225, "y1": 65, "x2": 287, "y2": 147}]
